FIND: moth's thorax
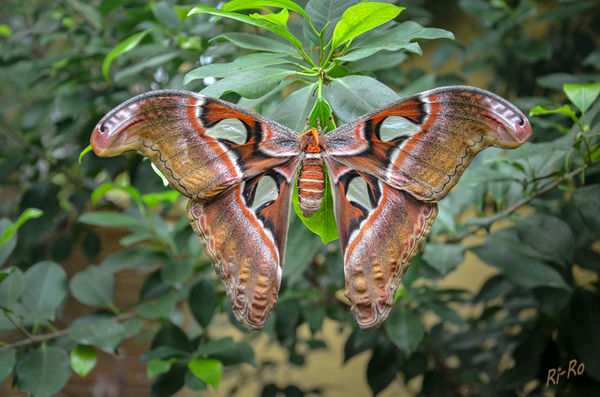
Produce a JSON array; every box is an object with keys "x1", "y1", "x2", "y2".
[{"x1": 297, "y1": 128, "x2": 326, "y2": 218}]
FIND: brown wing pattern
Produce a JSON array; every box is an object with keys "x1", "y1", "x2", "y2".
[
  {"x1": 91, "y1": 90, "x2": 300, "y2": 202},
  {"x1": 188, "y1": 159, "x2": 300, "y2": 329},
  {"x1": 324, "y1": 86, "x2": 532, "y2": 202},
  {"x1": 325, "y1": 158, "x2": 437, "y2": 328}
]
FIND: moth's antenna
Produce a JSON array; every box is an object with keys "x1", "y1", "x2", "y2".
[
  {"x1": 304, "y1": 117, "x2": 310, "y2": 132},
  {"x1": 322, "y1": 116, "x2": 333, "y2": 134}
]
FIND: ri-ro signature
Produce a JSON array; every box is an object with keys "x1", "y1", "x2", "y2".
[{"x1": 546, "y1": 359, "x2": 585, "y2": 386}]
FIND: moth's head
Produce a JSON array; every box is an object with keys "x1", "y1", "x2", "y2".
[{"x1": 91, "y1": 99, "x2": 143, "y2": 157}]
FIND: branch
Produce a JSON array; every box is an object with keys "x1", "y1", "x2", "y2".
[
  {"x1": 0, "y1": 312, "x2": 136, "y2": 352},
  {"x1": 445, "y1": 163, "x2": 592, "y2": 244}
]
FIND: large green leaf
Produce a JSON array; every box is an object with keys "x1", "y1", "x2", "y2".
[
  {"x1": 196, "y1": 337, "x2": 255, "y2": 366},
  {"x1": 78, "y1": 211, "x2": 143, "y2": 229},
  {"x1": 187, "y1": 6, "x2": 303, "y2": 51},
  {"x1": 306, "y1": 0, "x2": 360, "y2": 38},
  {"x1": 15, "y1": 345, "x2": 72, "y2": 397},
  {"x1": 69, "y1": 266, "x2": 115, "y2": 307},
  {"x1": 283, "y1": 216, "x2": 324, "y2": 281},
  {"x1": 331, "y1": 2, "x2": 404, "y2": 50},
  {"x1": 366, "y1": 341, "x2": 402, "y2": 395},
  {"x1": 570, "y1": 289, "x2": 600, "y2": 381},
  {"x1": 147, "y1": 358, "x2": 173, "y2": 380},
  {"x1": 572, "y1": 184, "x2": 600, "y2": 231},
  {"x1": 222, "y1": 0, "x2": 310, "y2": 21},
  {"x1": 187, "y1": 358, "x2": 223, "y2": 389},
  {"x1": 102, "y1": 28, "x2": 157, "y2": 81},
  {"x1": 268, "y1": 84, "x2": 317, "y2": 131},
  {"x1": 137, "y1": 294, "x2": 178, "y2": 320},
  {"x1": 323, "y1": 75, "x2": 399, "y2": 123},
  {"x1": 211, "y1": 32, "x2": 295, "y2": 54},
  {"x1": 422, "y1": 243, "x2": 464, "y2": 276},
  {"x1": 99, "y1": 246, "x2": 167, "y2": 274},
  {"x1": 563, "y1": 83, "x2": 600, "y2": 114},
  {"x1": 184, "y1": 53, "x2": 291, "y2": 84},
  {"x1": 21, "y1": 261, "x2": 67, "y2": 322},
  {"x1": 1, "y1": 208, "x2": 43, "y2": 246},
  {"x1": 189, "y1": 279, "x2": 220, "y2": 328},
  {"x1": 0, "y1": 219, "x2": 16, "y2": 266},
  {"x1": 69, "y1": 316, "x2": 127, "y2": 353},
  {"x1": 338, "y1": 21, "x2": 453, "y2": 62},
  {"x1": 516, "y1": 214, "x2": 574, "y2": 265},
  {"x1": 471, "y1": 229, "x2": 570, "y2": 290},
  {"x1": 0, "y1": 266, "x2": 24, "y2": 308},
  {"x1": 70, "y1": 344, "x2": 97, "y2": 378},
  {"x1": 0, "y1": 349, "x2": 15, "y2": 382},
  {"x1": 201, "y1": 68, "x2": 296, "y2": 99},
  {"x1": 384, "y1": 307, "x2": 424, "y2": 355}
]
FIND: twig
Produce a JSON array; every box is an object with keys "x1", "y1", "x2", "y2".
[
  {"x1": 445, "y1": 163, "x2": 592, "y2": 244},
  {"x1": 0, "y1": 312, "x2": 136, "y2": 351}
]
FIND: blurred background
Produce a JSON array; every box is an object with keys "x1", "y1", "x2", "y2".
[{"x1": 1, "y1": 0, "x2": 599, "y2": 396}]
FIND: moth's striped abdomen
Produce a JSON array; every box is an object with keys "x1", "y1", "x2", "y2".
[{"x1": 297, "y1": 154, "x2": 325, "y2": 217}]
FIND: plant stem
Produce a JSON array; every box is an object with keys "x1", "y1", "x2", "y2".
[
  {"x1": 445, "y1": 163, "x2": 593, "y2": 243},
  {"x1": 0, "y1": 312, "x2": 136, "y2": 352}
]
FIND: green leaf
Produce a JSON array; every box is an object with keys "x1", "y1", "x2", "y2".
[
  {"x1": 78, "y1": 145, "x2": 92, "y2": 164},
  {"x1": 563, "y1": 83, "x2": 600, "y2": 114},
  {"x1": 78, "y1": 211, "x2": 143, "y2": 228},
  {"x1": 570, "y1": 289, "x2": 600, "y2": 381},
  {"x1": 1, "y1": 208, "x2": 43, "y2": 246},
  {"x1": 0, "y1": 220, "x2": 16, "y2": 265},
  {"x1": 69, "y1": 266, "x2": 115, "y2": 307},
  {"x1": 151, "y1": 321, "x2": 192, "y2": 352},
  {"x1": 184, "y1": 53, "x2": 291, "y2": 84},
  {"x1": 99, "y1": 247, "x2": 167, "y2": 274},
  {"x1": 323, "y1": 75, "x2": 399, "y2": 124},
  {"x1": 212, "y1": 32, "x2": 294, "y2": 54},
  {"x1": 137, "y1": 294, "x2": 177, "y2": 320},
  {"x1": 142, "y1": 191, "x2": 180, "y2": 208},
  {"x1": 0, "y1": 349, "x2": 16, "y2": 382},
  {"x1": 0, "y1": 267, "x2": 24, "y2": 308},
  {"x1": 196, "y1": 338, "x2": 255, "y2": 366},
  {"x1": 91, "y1": 181, "x2": 142, "y2": 206},
  {"x1": 529, "y1": 104, "x2": 578, "y2": 124},
  {"x1": 0, "y1": 24, "x2": 12, "y2": 37},
  {"x1": 70, "y1": 345, "x2": 97, "y2": 378},
  {"x1": 284, "y1": 216, "x2": 324, "y2": 281},
  {"x1": 338, "y1": 21, "x2": 453, "y2": 62},
  {"x1": 366, "y1": 341, "x2": 402, "y2": 395},
  {"x1": 189, "y1": 279, "x2": 220, "y2": 328},
  {"x1": 572, "y1": 184, "x2": 600, "y2": 231},
  {"x1": 68, "y1": 0, "x2": 102, "y2": 29},
  {"x1": 102, "y1": 28, "x2": 157, "y2": 81},
  {"x1": 15, "y1": 345, "x2": 72, "y2": 397},
  {"x1": 222, "y1": 0, "x2": 310, "y2": 22},
  {"x1": 187, "y1": 6, "x2": 303, "y2": 51},
  {"x1": 422, "y1": 243, "x2": 464, "y2": 276},
  {"x1": 516, "y1": 214, "x2": 574, "y2": 265},
  {"x1": 187, "y1": 358, "x2": 223, "y2": 390},
  {"x1": 269, "y1": 84, "x2": 316, "y2": 132},
  {"x1": 331, "y1": 3, "x2": 404, "y2": 50},
  {"x1": 251, "y1": 8, "x2": 289, "y2": 27},
  {"x1": 471, "y1": 230, "x2": 570, "y2": 290},
  {"x1": 201, "y1": 68, "x2": 296, "y2": 99},
  {"x1": 152, "y1": 1, "x2": 182, "y2": 30},
  {"x1": 21, "y1": 261, "x2": 67, "y2": 322},
  {"x1": 147, "y1": 358, "x2": 173, "y2": 380},
  {"x1": 70, "y1": 316, "x2": 127, "y2": 353},
  {"x1": 384, "y1": 307, "x2": 424, "y2": 355}
]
